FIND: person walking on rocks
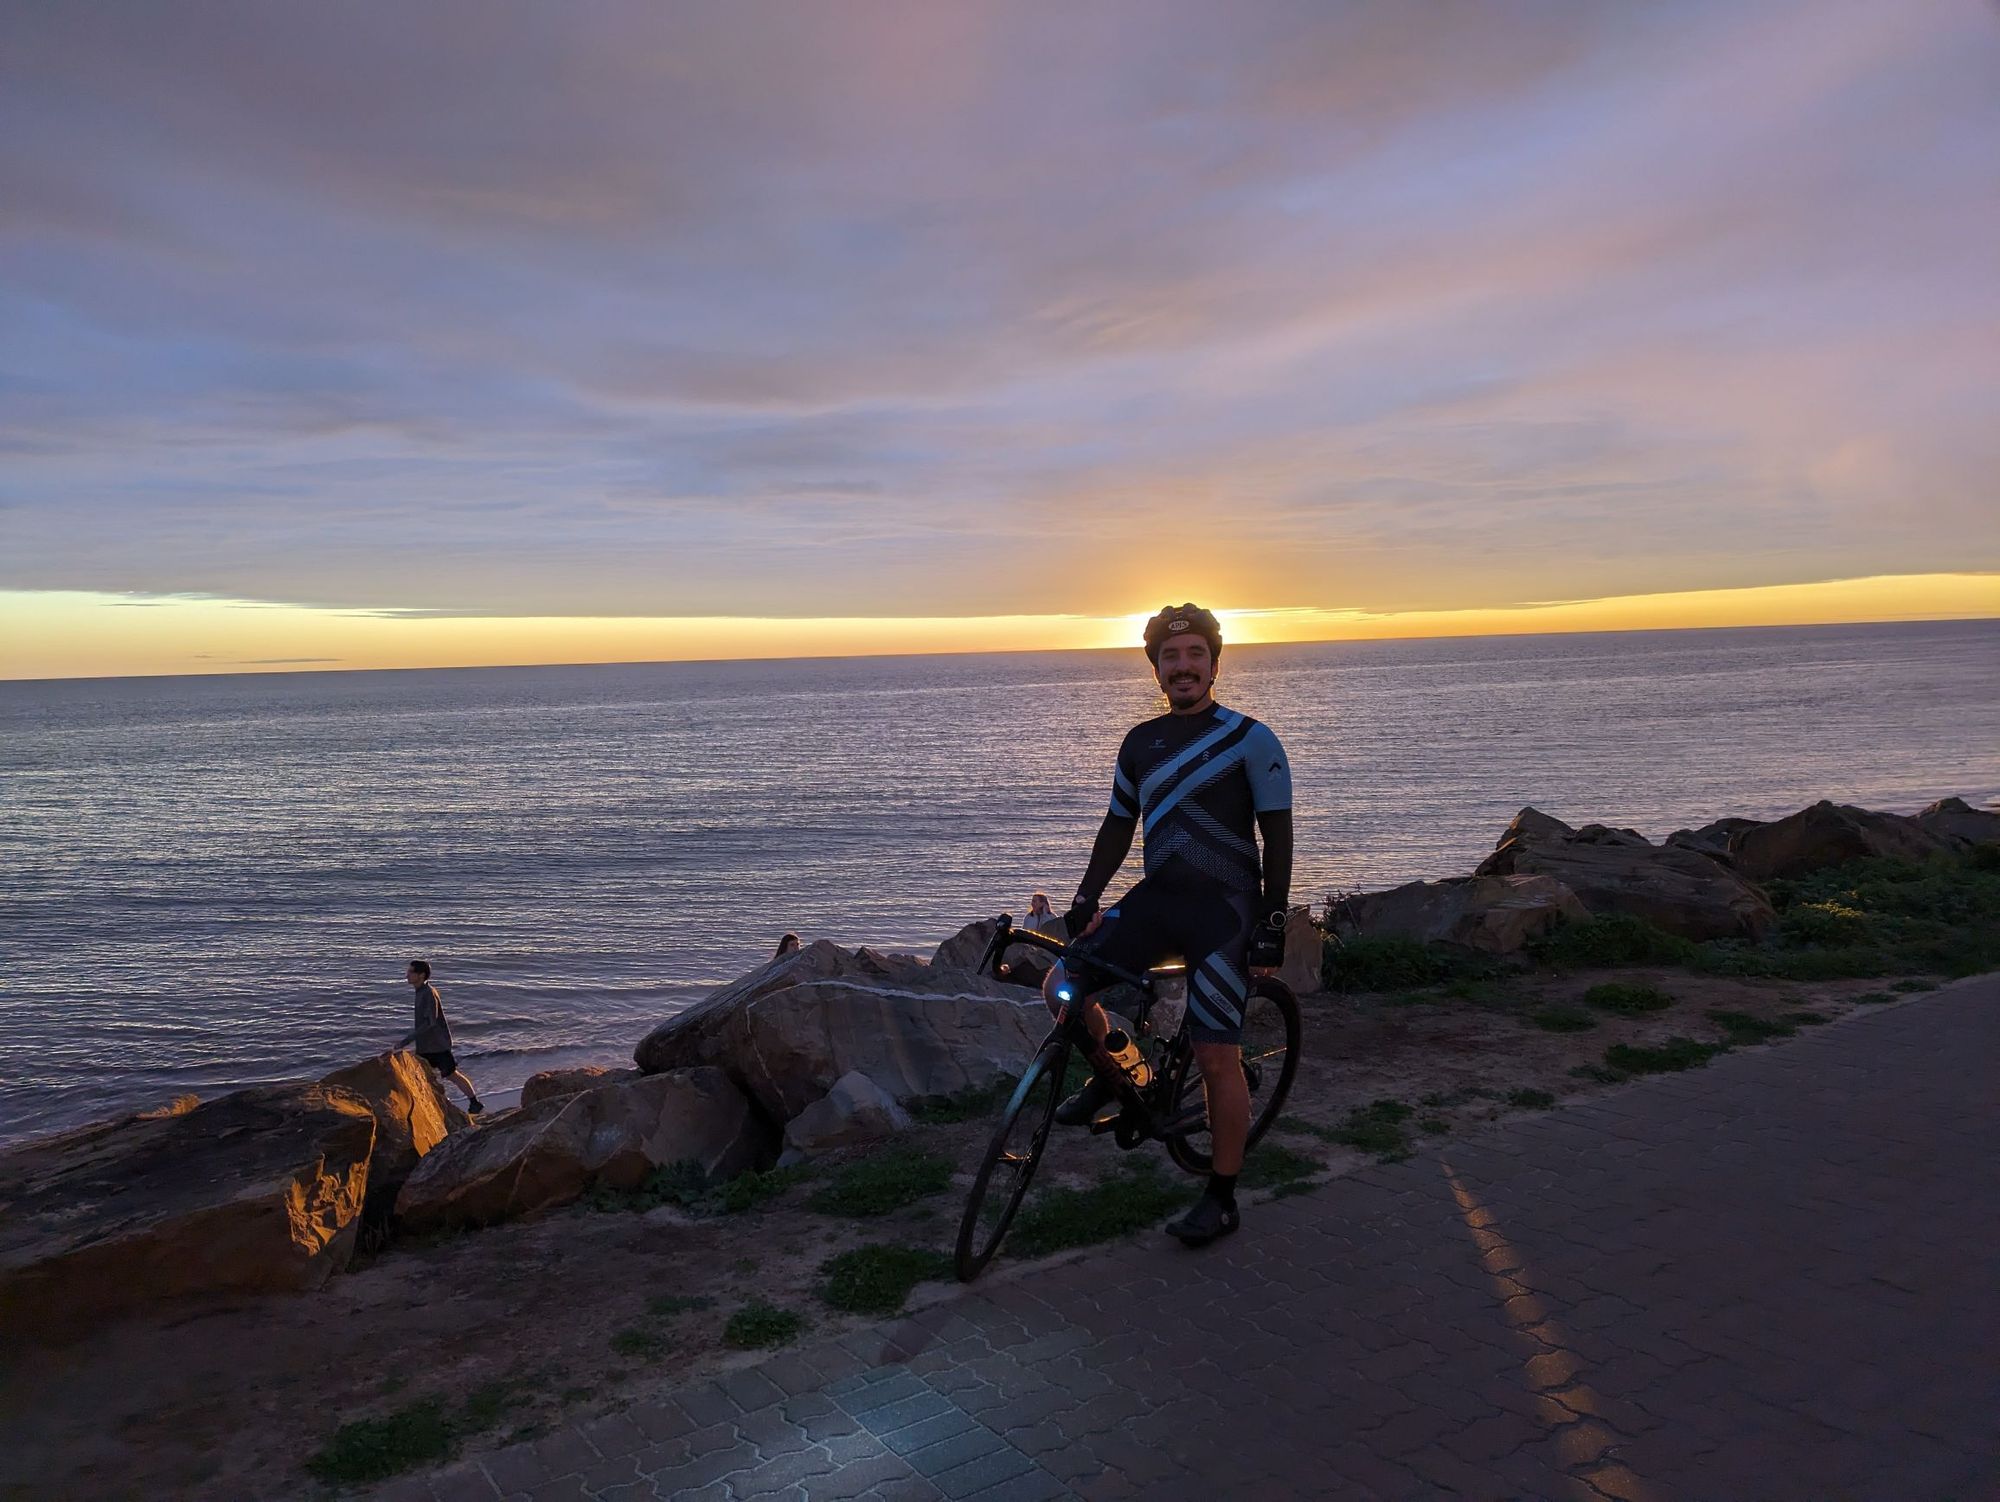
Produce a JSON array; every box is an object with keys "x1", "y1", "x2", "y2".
[
  {"x1": 1042, "y1": 603, "x2": 1294, "y2": 1247},
  {"x1": 396, "y1": 959, "x2": 482, "y2": 1113}
]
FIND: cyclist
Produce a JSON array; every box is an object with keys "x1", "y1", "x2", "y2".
[{"x1": 1042, "y1": 603, "x2": 1293, "y2": 1246}]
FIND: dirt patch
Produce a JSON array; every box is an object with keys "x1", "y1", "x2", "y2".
[{"x1": 0, "y1": 967, "x2": 1934, "y2": 1499}]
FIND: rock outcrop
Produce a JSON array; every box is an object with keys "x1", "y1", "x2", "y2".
[
  {"x1": 1477, "y1": 808, "x2": 1775, "y2": 941},
  {"x1": 0, "y1": 1082, "x2": 377, "y2": 1343},
  {"x1": 1914, "y1": 795, "x2": 2000, "y2": 849},
  {"x1": 1276, "y1": 906, "x2": 1326, "y2": 994},
  {"x1": 932, "y1": 918, "x2": 1054, "y2": 988},
  {"x1": 520, "y1": 1065, "x2": 641, "y2": 1109},
  {"x1": 1664, "y1": 816, "x2": 1765, "y2": 859},
  {"x1": 394, "y1": 1067, "x2": 769, "y2": 1233},
  {"x1": 1729, "y1": 800, "x2": 1956, "y2": 882},
  {"x1": 1327, "y1": 874, "x2": 1590, "y2": 955},
  {"x1": 783, "y1": 1071, "x2": 913, "y2": 1156},
  {"x1": 634, "y1": 939, "x2": 1045, "y2": 1120},
  {"x1": 320, "y1": 1050, "x2": 453, "y2": 1214}
]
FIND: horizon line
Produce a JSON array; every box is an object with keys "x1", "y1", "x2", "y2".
[{"x1": 3, "y1": 574, "x2": 1995, "y2": 684}]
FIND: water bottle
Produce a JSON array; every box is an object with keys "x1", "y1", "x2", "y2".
[{"x1": 1103, "y1": 1027, "x2": 1151, "y2": 1089}]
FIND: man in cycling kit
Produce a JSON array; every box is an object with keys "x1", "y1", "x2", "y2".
[{"x1": 1042, "y1": 603, "x2": 1294, "y2": 1247}]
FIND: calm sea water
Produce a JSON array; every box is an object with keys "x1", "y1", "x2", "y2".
[{"x1": 2, "y1": 620, "x2": 1994, "y2": 1144}]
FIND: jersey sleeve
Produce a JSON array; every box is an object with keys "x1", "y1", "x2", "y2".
[
  {"x1": 1108, "y1": 733, "x2": 1140, "y2": 819},
  {"x1": 1243, "y1": 722, "x2": 1293, "y2": 813}
]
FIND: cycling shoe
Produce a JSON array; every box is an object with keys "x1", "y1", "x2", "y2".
[
  {"x1": 1054, "y1": 1073, "x2": 1119, "y2": 1126},
  {"x1": 1165, "y1": 1195, "x2": 1240, "y2": 1247}
]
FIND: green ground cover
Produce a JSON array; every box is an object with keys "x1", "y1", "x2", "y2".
[{"x1": 1322, "y1": 851, "x2": 1995, "y2": 991}]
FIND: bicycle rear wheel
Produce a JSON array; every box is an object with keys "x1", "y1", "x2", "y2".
[
  {"x1": 955, "y1": 1039, "x2": 1070, "y2": 1281},
  {"x1": 1164, "y1": 977, "x2": 1302, "y2": 1175}
]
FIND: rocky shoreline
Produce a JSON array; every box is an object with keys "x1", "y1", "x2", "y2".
[{"x1": 4, "y1": 795, "x2": 1994, "y2": 1350}]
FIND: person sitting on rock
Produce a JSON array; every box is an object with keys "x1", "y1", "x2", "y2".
[
  {"x1": 773, "y1": 932, "x2": 802, "y2": 960},
  {"x1": 395, "y1": 959, "x2": 482, "y2": 1113},
  {"x1": 1025, "y1": 891, "x2": 1066, "y2": 938}
]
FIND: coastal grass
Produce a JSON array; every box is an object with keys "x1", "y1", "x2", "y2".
[
  {"x1": 1533, "y1": 915, "x2": 1697, "y2": 970},
  {"x1": 306, "y1": 1373, "x2": 538, "y2": 1485},
  {"x1": 724, "y1": 1302, "x2": 805, "y2": 1349},
  {"x1": 1707, "y1": 1009, "x2": 1797, "y2": 1044},
  {"x1": 1239, "y1": 1141, "x2": 1325, "y2": 1189},
  {"x1": 808, "y1": 1145, "x2": 953, "y2": 1218},
  {"x1": 1603, "y1": 1037, "x2": 1724, "y2": 1076},
  {"x1": 906, "y1": 1076, "x2": 1017, "y2": 1124},
  {"x1": 1278, "y1": 1098, "x2": 1417, "y2": 1161},
  {"x1": 306, "y1": 1400, "x2": 455, "y2": 1485},
  {"x1": 587, "y1": 1160, "x2": 813, "y2": 1216},
  {"x1": 1007, "y1": 1162, "x2": 1198, "y2": 1258},
  {"x1": 1507, "y1": 1088, "x2": 1557, "y2": 1110},
  {"x1": 1322, "y1": 934, "x2": 1496, "y2": 993},
  {"x1": 610, "y1": 1326, "x2": 667, "y2": 1360},
  {"x1": 1582, "y1": 982, "x2": 1673, "y2": 1016},
  {"x1": 817, "y1": 1245, "x2": 953, "y2": 1315},
  {"x1": 1523, "y1": 852, "x2": 2000, "y2": 983},
  {"x1": 1528, "y1": 1004, "x2": 1597, "y2": 1034}
]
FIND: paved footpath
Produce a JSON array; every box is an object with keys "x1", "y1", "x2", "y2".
[{"x1": 383, "y1": 979, "x2": 1999, "y2": 1502}]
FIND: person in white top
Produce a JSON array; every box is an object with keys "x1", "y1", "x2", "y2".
[{"x1": 1025, "y1": 891, "x2": 1066, "y2": 938}]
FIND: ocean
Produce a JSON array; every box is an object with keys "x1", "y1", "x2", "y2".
[{"x1": 2, "y1": 619, "x2": 1994, "y2": 1145}]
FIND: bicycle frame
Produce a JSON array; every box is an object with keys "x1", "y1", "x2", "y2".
[{"x1": 978, "y1": 913, "x2": 1204, "y2": 1148}]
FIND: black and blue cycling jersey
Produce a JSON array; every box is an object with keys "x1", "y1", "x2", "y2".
[
  {"x1": 1107, "y1": 705, "x2": 1291, "y2": 896},
  {"x1": 1070, "y1": 703, "x2": 1293, "y2": 1043}
]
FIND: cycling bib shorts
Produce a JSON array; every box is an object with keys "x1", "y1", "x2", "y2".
[{"x1": 1067, "y1": 873, "x2": 1255, "y2": 1045}]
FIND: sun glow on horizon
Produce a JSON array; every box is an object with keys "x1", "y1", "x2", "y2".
[{"x1": 1, "y1": 573, "x2": 1994, "y2": 682}]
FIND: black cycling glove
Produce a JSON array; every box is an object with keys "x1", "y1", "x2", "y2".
[
  {"x1": 1247, "y1": 907, "x2": 1288, "y2": 969},
  {"x1": 1063, "y1": 895, "x2": 1100, "y2": 939}
]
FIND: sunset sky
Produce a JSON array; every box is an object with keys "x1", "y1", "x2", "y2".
[{"x1": 3, "y1": 1, "x2": 1996, "y2": 678}]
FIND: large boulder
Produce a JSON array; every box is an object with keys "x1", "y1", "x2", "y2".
[
  {"x1": 395, "y1": 1067, "x2": 770, "y2": 1233},
  {"x1": 1327, "y1": 874, "x2": 1590, "y2": 955},
  {"x1": 320, "y1": 1050, "x2": 453, "y2": 1214},
  {"x1": 0, "y1": 1083, "x2": 376, "y2": 1343},
  {"x1": 932, "y1": 918, "x2": 1054, "y2": 988},
  {"x1": 1276, "y1": 906, "x2": 1326, "y2": 994},
  {"x1": 783, "y1": 1071, "x2": 913, "y2": 1157},
  {"x1": 1729, "y1": 800, "x2": 1957, "y2": 882},
  {"x1": 1477, "y1": 808, "x2": 1775, "y2": 941},
  {"x1": 1914, "y1": 796, "x2": 2000, "y2": 848},
  {"x1": 635, "y1": 939, "x2": 1046, "y2": 1120},
  {"x1": 520, "y1": 1064, "x2": 641, "y2": 1109},
  {"x1": 1664, "y1": 816, "x2": 1765, "y2": 859}
]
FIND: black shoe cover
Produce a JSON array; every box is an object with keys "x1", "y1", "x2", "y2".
[
  {"x1": 1166, "y1": 1194, "x2": 1240, "y2": 1246},
  {"x1": 1054, "y1": 1073, "x2": 1118, "y2": 1126}
]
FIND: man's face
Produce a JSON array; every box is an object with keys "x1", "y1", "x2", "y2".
[
  {"x1": 407, "y1": 966, "x2": 424, "y2": 986},
  {"x1": 1154, "y1": 635, "x2": 1215, "y2": 711}
]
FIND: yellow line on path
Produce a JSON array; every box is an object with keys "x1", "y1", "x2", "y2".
[{"x1": 1441, "y1": 1159, "x2": 1659, "y2": 1502}]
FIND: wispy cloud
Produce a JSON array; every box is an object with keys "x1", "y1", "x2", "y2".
[{"x1": 2, "y1": 1, "x2": 1995, "y2": 624}]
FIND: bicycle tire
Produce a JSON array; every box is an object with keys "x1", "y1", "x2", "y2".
[
  {"x1": 954, "y1": 1038, "x2": 1070, "y2": 1280},
  {"x1": 1164, "y1": 977, "x2": 1302, "y2": 1175}
]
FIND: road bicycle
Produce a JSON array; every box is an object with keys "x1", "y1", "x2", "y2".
[{"x1": 954, "y1": 912, "x2": 1301, "y2": 1280}]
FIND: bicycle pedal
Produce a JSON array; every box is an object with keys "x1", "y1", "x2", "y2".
[
  {"x1": 1161, "y1": 1104, "x2": 1209, "y2": 1136},
  {"x1": 1084, "y1": 1106, "x2": 1127, "y2": 1135}
]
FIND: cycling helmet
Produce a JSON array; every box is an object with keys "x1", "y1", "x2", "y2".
[{"x1": 1143, "y1": 602, "x2": 1223, "y2": 665}]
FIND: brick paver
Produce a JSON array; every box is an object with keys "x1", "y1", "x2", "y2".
[{"x1": 389, "y1": 978, "x2": 1999, "y2": 1501}]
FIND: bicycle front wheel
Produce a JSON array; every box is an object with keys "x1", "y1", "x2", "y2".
[
  {"x1": 1164, "y1": 977, "x2": 1302, "y2": 1175},
  {"x1": 954, "y1": 1039, "x2": 1069, "y2": 1281}
]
